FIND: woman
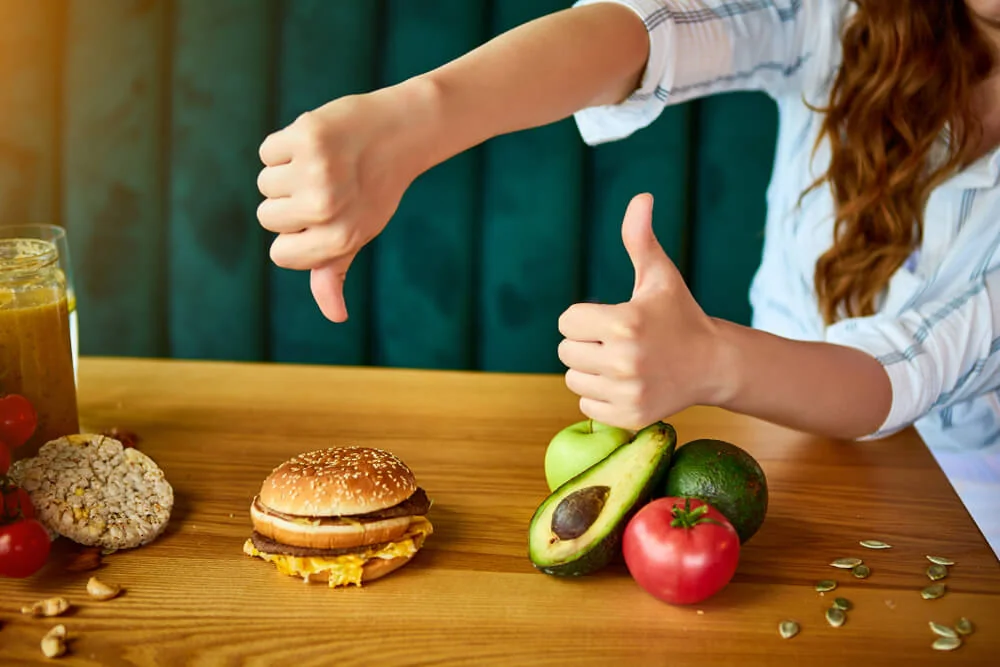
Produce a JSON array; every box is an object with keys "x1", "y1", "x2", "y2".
[{"x1": 255, "y1": 0, "x2": 1000, "y2": 555}]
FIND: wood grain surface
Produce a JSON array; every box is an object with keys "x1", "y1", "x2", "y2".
[{"x1": 1, "y1": 357, "x2": 998, "y2": 666}]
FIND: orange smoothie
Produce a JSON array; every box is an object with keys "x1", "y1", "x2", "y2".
[{"x1": 0, "y1": 238, "x2": 79, "y2": 459}]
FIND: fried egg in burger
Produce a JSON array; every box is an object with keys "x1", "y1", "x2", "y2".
[{"x1": 243, "y1": 446, "x2": 433, "y2": 587}]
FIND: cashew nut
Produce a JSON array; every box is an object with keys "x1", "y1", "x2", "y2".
[
  {"x1": 86, "y1": 576, "x2": 122, "y2": 601},
  {"x1": 41, "y1": 633, "x2": 67, "y2": 658},
  {"x1": 39, "y1": 624, "x2": 68, "y2": 658},
  {"x1": 21, "y1": 597, "x2": 71, "y2": 618}
]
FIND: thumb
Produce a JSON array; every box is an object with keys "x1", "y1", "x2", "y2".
[
  {"x1": 310, "y1": 254, "x2": 355, "y2": 323},
  {"x1": 621, "y1": 193, "x2": 681, "y2": 299}
]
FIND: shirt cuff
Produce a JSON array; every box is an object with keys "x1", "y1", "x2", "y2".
[{"x1": 571, "y1": 0, "x2": 673, "y2": 145}]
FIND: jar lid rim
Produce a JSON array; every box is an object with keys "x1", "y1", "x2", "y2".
[{"x1": 0, "y1": 238, "x2": 59, "y2": 277}]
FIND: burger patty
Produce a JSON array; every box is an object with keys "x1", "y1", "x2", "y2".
[
  {"x1": 359, "y1": 486, "x2": 431, "y2": 519},
  {"x1": 250, "y1": 531, "x2": 389, "y2": 558},
  {"x1": 261, "y1": 486, "x2": 431, "y2": 523}
]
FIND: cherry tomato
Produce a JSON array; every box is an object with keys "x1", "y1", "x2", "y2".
[
  {"x1": 0, "y1": 518, "x2": 50, "y2": 578},
  {"x1": 1, "y1": 485, "x2": 34, "y2": 521},
  {"x1": 0, "y1": 441, "x2": 9, "y2": 475},
  {"x1": 0, "y1": 394, "x2": 37, "y2": 449},
  {"x1": 622, "y1": 496, "x2": 741, "y2": 605}
]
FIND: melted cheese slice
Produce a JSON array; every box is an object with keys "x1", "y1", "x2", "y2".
[{"x1": 244, "y1": 516, "x2": 433, "y2": 588}]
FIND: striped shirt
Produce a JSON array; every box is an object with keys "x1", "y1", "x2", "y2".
[
  {"x1": 572, "y1": 0, "x2": 1000, "y2": 454},
  {"x1": 571, "y1": 0, "x2": 1000, "y2": 557}
]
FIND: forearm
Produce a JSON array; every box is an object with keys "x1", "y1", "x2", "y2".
[
  {"x1": 400, "y1": 4, "x2": 649, "y2": 171},
  {"x1": 710, "y1": 319, "x2": 893, "y2": 440}
]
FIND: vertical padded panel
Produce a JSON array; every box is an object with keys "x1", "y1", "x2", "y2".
[
  {"x1": 691, "y1": 93, "x2": 777, "y2": 325},
  {"x1": 372, "y1": 0, "x2": 486, "y2": 370},
  {"x1": 585, "y1": 105, "x2": 693, "y2": 305},
  {"x1": 168, "y1": 0, "x2": 270, "y2": 360},
  {"x1": 478, "y1": 0, "x2": 584, "y2": 373},
  {"x1": 63, "y1": 0, "x2": 168, "y2": 357},
  {"x1": 0, "y1": 0, "x2": 61, "y2": 227},
  {"x1": 269, "y1": 0, "x2": 379, "y2": 364}
]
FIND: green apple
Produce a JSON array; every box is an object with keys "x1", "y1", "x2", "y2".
[{"x1": 544, "y1": 419, "x2": 634, "y2": 491}]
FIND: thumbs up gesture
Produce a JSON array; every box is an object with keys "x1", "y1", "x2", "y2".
[{"x1": 557, "y1": 193, "x2": 725, "y2": 429}]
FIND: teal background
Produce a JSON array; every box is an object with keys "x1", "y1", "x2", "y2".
[{"x1": 0, "y1": 0, "x2": 778, "y2": 373}]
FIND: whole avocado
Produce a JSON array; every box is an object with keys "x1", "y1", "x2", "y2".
[{"x1": 659, "y1": 438, "x2": 768, "y2": 543}]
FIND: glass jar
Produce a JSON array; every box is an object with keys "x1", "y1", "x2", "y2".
[{"x1": 0, "y1": 237, "x2": 79, "y2": 460}]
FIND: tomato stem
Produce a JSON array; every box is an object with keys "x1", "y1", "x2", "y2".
[{"x1": 669, "y1": 497, "x2": 725, "y2": 529}]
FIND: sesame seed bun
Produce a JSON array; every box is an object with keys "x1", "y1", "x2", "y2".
[
  {"x1": 244, "y1": 448, "x2": 433, "y2": 587},
  {"x1": 259, "y1": 447, "x2": 417, "y2": 517}
]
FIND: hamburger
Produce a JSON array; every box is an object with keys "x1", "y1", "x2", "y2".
[{"x1": 243, "y1": 446, "x2": 433, "y2": 587}]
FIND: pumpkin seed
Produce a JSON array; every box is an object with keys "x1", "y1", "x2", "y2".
[
  {"x1": 815, "y1": 580, "x2": 838, "y2": 593},
  {"x1": 955, "y1": 617, "x2": 974, "y2": 636},
  {"x1": 779, "y1": 620, "x2": 800, "y2": 639},
  {"x1": 932, "y1": 636, "x2": 962, "y2": 651},
  {"x1": 825, "y1": 607, "x2": 846, "y2": 628},
  {"x1": 921, "y1": 583, "x2": 946, "y2": 600},
  {"x1": 927, "y1": 564, "x2": 948, "y2": 581},
  {"x1": 833, "y1": 597, "x2": 852, "y2": 611},
  {"x1": 830, "y1": 557, "x2": 863, "y2": 569},
  {"x1": 926, "y1": 555, "x2": 955, "y2": 566},
  {"x1": 929, "y1": 622, "x2": 957, "y2": 638},
  {"x1": 860, "y1": 540, "x2": 891, "y2": 549},
  {"x1": 852, "y1": 564, "x2": 871, "y2": 579}
]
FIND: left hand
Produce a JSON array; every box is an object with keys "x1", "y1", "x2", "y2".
[{"x1": 557, "y1": 193, "x2": 725, "y2": 429}]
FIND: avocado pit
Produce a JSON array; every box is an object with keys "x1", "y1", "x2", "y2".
[{"x1": 551, "y1": 485, "x2": 611, "y2": 540}]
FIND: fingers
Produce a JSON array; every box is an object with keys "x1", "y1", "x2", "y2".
[
  {"x1": 558, "y1": 302, "x2": 619, "y2": 342},
  {"x1": 565, "y1": 369, "x2": 615, "y2": 404},
  {"x1": 557, "y1": 339, "x2": 608, "y2": 375},
  {"x1": 258, "y1": 197, "x2": 307, "y2": 234},
  {"x1": 269, "y1": 222, "x2": 356, "y2": 271},
  {"x1": 257, "y1": 164, "x2": 295, "y2": 199},
  {"x1": 311, "y1": 259, "x2": 353, "y2": 323},
  {"x1": 578, "y1": 397, "x2": 643, "y2": 430},
  {"x1": 259, "y1": 129, "x2": 295, "y2": 166}
]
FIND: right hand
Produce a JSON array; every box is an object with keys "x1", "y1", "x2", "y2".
[{"x1": 256, "y1": 89, "x2": 419, "y2": 322}]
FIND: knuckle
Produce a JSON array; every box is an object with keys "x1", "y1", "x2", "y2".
[
  {"x1": 305, "y1": 157, "x2": 334, "y2": 186},
  {"x1": 307, "y1": 191, "x2": 338, "y2": 220},
  {"x1": 294, "y1": 110, "x2": 321, "y2": 138},
  {"x1": 325, "y1": 223, "x2": 356, "y2": 253},
  {"x1": 609, "y1": 347, "x2": 639, "y2": 379},
  {"x1": 620, "y1": 380, "x2": 648, "y2": 408},
  {"x1": 612, "y1": 308, "x2": 643, "y2": 341}
]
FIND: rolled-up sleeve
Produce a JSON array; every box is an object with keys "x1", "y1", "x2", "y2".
[
  {"x1": 825, "y1": 267, "x2": 1000, "y2": 440},
  {"x1": 572, "y1": 0, "x2": 840, "y2": 144}
]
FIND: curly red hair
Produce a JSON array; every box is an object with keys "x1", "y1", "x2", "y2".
[{"x1": 806, "y1": 0, "x2": 995, "y2": 324}]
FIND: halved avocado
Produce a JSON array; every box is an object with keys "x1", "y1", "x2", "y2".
[{"x1": 528, "y1": 421, "x2": 677, "y2": 577}]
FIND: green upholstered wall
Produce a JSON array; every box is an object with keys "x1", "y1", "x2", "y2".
[{"x1": 0, "y1": 0, "x2": 778, "y2": 373}]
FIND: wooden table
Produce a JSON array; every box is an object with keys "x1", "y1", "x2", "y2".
[{"x1": 1, "y1": 357, "x2": 998, "y2": 665}]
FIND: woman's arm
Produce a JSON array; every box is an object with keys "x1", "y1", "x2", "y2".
[
  {"x1": 711, "y1": 319, "x2": 892, "y2": 439},
  {"x1": 408, "y1": 3, "x2": 650, "y2": 172}
]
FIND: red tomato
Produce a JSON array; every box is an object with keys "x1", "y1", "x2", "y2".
[
  {"x1": 0, "y1": 519, "x2": 50, "y2": 578},
  {"x1": 1, "y1": 486, "x2": 34, "y2": 521},
  {"x1": 0, "y1": 394, "x2": 37, "y2": 449},
  {"x1": 0, "y1": 441, "x2": 9, "y2": 475},
  {"x1": 622, "y1": 497, "x2": 741, "y2": 605}
]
